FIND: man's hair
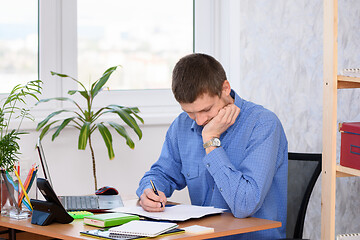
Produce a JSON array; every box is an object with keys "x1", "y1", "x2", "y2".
[{"x1": 172, "y1": 53, "x2": 227, "y2": 103}]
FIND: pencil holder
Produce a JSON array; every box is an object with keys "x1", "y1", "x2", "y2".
[{"x1": 1, "y1": 169, "x2": 38, "y2": 219}]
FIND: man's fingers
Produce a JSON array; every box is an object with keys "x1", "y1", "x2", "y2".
[
  {"x1": 144, "y1": 188, "x2": 161, "y2": 202},
  {"x1": 222, "y1": 106, "x2": 233, "y2": 124},
  {"x1": 139, "y1": 195, "x2": 164, "y2": 211},
  {"x1": 202, "y1": 104, "x2": 240, "y2": 140},
  {"x1": 218, "y1": 105, "x2": 239, "y2": 125},
  {"x1": 139, "y1": 188, "x2": 166, "y2": 212},
  {"x1": 227, "y1": 105, "x2": 240, "y2": 124},
  {"x1": 139, "y1": 199, "x2": 163, "y2": 212}
]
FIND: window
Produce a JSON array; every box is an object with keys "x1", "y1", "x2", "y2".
[
  {"x1": 0, "y1": 1, "x2": 38, "y2": 94},
  {"x1": 77, "y1": 0, "x2": 193, "y2": 91},
  {"x1": 39, "y1": 0, "x2": 220, "y2": 124}
]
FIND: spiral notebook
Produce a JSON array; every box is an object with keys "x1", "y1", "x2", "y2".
[
  {"x1": 108, "y1": 220, "x2": 178, "y2": 238},
  {"x1": 80, "y1": 228, "x2": 185, "y2": 240}
]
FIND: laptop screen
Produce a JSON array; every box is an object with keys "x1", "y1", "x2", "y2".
[{"x1": 36, "y1": 138, "x2": 53, "y2": 188}]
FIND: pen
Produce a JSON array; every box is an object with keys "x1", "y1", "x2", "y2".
[{"x1": 150, "y1": 180, "x2": 163, "y2": 208}]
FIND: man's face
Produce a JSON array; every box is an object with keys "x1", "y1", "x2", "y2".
[{"x1": 180, "y1": 92, "x2": 228, "y2": 127}]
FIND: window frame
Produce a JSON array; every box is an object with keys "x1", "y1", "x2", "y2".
[{"x1": 36, "y1": 0, "x2": 236, "y2": 126}]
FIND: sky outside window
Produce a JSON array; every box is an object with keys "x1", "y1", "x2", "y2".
[
  {"x1": 0, "y1": 1, "x2": 38, "y2": 94},
  {"x1": 77, "y1": 0, "x2": 193, "y2": 91}
]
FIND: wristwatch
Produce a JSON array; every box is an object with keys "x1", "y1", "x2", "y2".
[{"x1": 203, "y1": 137, "x2": 221, "y2": 149}]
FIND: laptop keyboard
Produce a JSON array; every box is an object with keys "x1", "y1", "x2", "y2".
[{"x1": 63, "y1": 196, "x2": 100, "y2": 210}]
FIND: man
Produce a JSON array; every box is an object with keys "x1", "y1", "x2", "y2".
[{"x1": 136, "y1": 53, "x2": 288, "y2": 239}]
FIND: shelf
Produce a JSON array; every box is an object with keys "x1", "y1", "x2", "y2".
[
  {"x1": 337, "y1": 75, "x2": 360, "y2": 89},
  {"x1": 336, "y1": 164, "x2": 360, "y2": 177}
]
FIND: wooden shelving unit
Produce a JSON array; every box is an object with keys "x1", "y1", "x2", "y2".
[
  {"x1": 321, "y1": 0, "x2": 360, "y2": 239},
  {"x1": 336, "y1": 165, "x2": 360, "y2": 178},
  {"x1": 337, "y1": 76, "x2": 360, "y2": 89}
]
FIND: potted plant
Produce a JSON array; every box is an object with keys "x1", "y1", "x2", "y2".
[
  {"x1": 36, "y1": 66, "x2": 144, "y2": 190},
  {"x1": 0, "y1": 80, "x2": 42, "y2": 211},
  {"x1": 0, "y1": 80, "x2": 42, "y2": 171}
]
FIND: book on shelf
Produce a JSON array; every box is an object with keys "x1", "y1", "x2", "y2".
[{"x1": 83, "y1": 212, "x2": 139, "y2": 228}]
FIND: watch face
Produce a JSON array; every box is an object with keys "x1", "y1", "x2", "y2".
[
  {"x1": 213, "y1": 138, "x2": 221, "y2": 146},
  {"x1": 203, "y1": 137, "x2": 221, "y2": 148}
]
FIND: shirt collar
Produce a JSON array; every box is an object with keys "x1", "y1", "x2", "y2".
[{"x1": 190, "y1": 89, "x2": 243, "y2": 135}]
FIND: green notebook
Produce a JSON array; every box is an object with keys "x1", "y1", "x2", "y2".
[{"x1": 84, "y1": 213, "x2": 139, "y2": 227}]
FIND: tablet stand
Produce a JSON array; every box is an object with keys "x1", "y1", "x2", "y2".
[{"x1": 30, "y1": 199, "x2": 73, "y2": 226}]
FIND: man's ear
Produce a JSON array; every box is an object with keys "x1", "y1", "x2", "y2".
[{"x1": 222, "y1": 80, "x2": 231, "y2": 96}]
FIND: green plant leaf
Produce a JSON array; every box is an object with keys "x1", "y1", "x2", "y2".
[
  {"x1": 50, "y1": 71, "x2": 72, "y2": 78},
  {"x1": 36, "y1": 97, "x2": 84, "y2": 116},
  {"x1": 124, "y1": 107, "x2": 144, "y2": 124},
  {"x1": 0, "y1": 130, "x2": 21, "y2": 171},
  {"x1": 91, "y1": 66, "x2": 118, "y2": 98},
  {"x1": 68, "y1": 90, "x2": 90, "y2": 100},
  {"x1": 106, "y1": 105, "x2": 142, "y2": 139},
  {"x1": 36, "y1": 97, "x2": 77, "y2": 106},
  {"x1": 78, "y1": 121, "x2": 91, "y2": 150},
  {"x1": 39, "y1": 120, "x2": 60, "y2": 140},
  {"x1": 36, "y1": 110, "x2": 70, "y2": 130},
  {"x1": 52, "y1": 117, "x2": 75, "y2": 141},
  {"x1": 96, "y1": 123, "x2": 115, "y2": 159},
  {"x1": 108, "y1": 121, "x2": 135, "y2": 149},
  {"x1": 51, "y1": 71, "x2": 88, "y2": 92},
  {"x1": 23, "y1": 91, "x2": 40, "y2": 101}
]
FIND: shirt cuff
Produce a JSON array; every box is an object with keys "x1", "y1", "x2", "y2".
[{"x1": 203, "y1": 147, "x2": 236, "y2": 175}]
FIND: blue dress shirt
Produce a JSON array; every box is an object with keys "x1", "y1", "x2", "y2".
[{"x1": 137, "y1": 90, "x2": 288, "y2": 240}]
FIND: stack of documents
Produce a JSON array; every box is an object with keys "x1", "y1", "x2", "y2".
[{"x1": 112, "y1": 205, "x2": 226, "y2": 221}]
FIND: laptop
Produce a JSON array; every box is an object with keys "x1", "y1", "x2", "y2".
[{"x1": 36, "y1": 138, "x2": 124, "y2": 211}]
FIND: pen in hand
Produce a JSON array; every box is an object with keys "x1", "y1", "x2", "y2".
[{"x1": 150, "y1": 180, "x2": 163, "y2": 208}]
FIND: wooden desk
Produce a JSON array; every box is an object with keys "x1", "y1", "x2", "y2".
[
  {"x1": 0, "y1": 213, "x2": 281, "y2": 240},
  {"x1": 0, "y1": 199, "x2": 281, "y2": 240}
]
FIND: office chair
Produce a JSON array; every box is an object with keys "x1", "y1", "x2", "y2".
[{"x1": 281, "y1": 152, "x2": 322, "y2": 240}]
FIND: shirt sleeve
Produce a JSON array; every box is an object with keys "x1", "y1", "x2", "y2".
[
  {"x1": 136, "y1": 126, "x2": 186, "y2": 198},
  {"x1": 203, "y1": 117, "x2": 285, "y2": 218}
]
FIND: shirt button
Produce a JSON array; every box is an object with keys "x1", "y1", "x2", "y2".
[
  {"x1": 206, "y1": 163, "x2": 210, "y2": 167},
  {"x1": 187, "y1": 173, "x2": 190, "y2": 177},
  {"x1": 219, "y1": 188, "x2": 223, "y2": 192}
]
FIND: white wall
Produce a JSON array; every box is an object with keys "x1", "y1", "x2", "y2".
[{"x1": 234, "y1": 1, "x2": 360, "y2": 239}]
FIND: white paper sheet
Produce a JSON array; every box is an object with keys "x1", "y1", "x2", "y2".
[{"x1": 111, "y1": 205, "x2": 226, "y2": 221}]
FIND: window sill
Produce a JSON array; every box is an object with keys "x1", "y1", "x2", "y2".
[{"x1": 8, "y1": 104, "x2": 182, "y2": 131}]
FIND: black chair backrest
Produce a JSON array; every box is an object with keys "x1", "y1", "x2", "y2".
[{"x1": 286, "y1": 152, "x2": 322, "y2": 239}]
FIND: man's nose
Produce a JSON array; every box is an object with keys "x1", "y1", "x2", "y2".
[{"x1": 195, "y1": 113, "x2": 207, "y2": 126}]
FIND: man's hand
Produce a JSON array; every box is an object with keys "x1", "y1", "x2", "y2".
[
  {"x1": 202, "y1": 104, "x2": 240, "y2": 146},
  {"x1": 139, "y1": 188, "x2": 167, "y2": 212}
]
